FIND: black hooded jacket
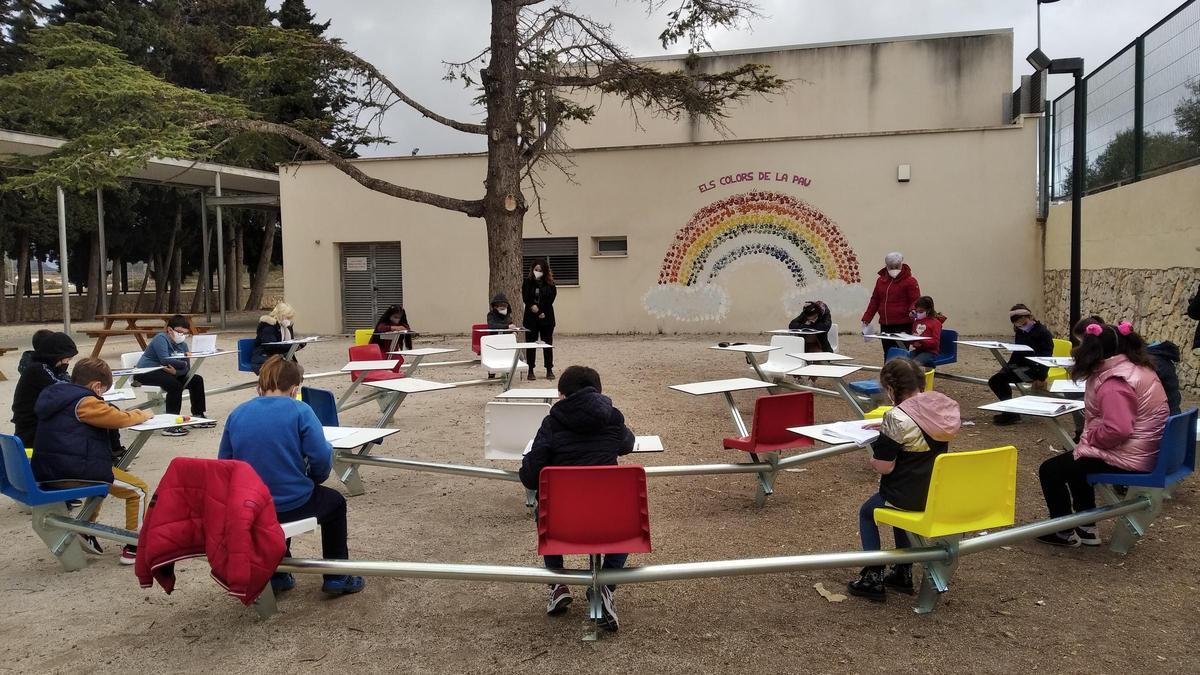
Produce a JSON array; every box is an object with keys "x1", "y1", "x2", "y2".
[
  {"x1": 10, "y1": 333, "x2": 77, "y2": 448},
  {"x1": 1147, "y1": 341, "x2": 1182, "y2": 415},
  {"x1": 519, "y1": 387, "x2": 635, "y2": 490},
  {"x1": 487, "y1": 293, "x2": 514, "y2": 329}
]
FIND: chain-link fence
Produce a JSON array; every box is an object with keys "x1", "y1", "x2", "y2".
[{"x1": 1051, "y1": 0, "x2": 1200, "y2": 199}]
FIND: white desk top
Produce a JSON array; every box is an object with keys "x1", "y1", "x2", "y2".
[
  {"x1": 131, "y1": 414, "x2": 215, "y2": 431},
  {"x1": 789, "y1": 364, "x2": 862, "y2": 378},
  {"x1": 476, "y1": 327, "x2": 528, "y2": 333},
  {"x1": 789, "y1": 419, "x2": 881, "y2": 446},
  {"x1": 1049, "y1": 379, "x2": 1086, "y2": 394},
  {"x1": 323, "y1": 426, "x2": 401, "y2": 449},
  {"x1": 184, "y1": 350, "x2": 236, "y2": 359},
  {"x1": 102, "y1": 387, "x2": 137, "y2": 402},
  {"x1": 1028, "y1": 356, "x2": 1075, "y2": 368},
  {"x1": 865, "y1": 332, "x2": 930, "y2": 342},
  {"x1": 669, "y1": 377, "x2": 774, "y2": 396},
  {"x1": 266, "y1": 336, "x2": 326, "y2": 346},
  {"x1": 767, "y1": 328, "x2": 824, "y2": 335},
  {"x1": 493, "y1": 342, "x2": 553, "y2": 350},
  {"x1": 523, "y1": 435, "x2": 665, "y2": 456},
  {"x1": 956, "y1": 340, "x2": 1034, "y2": 352},
  {"x1": 496, "y1": 388, "x2": 560, "y2": 400},
  {"x1": 363, "y1": 377, "x2": 457, "y2": 394},
  {"x1": 112, "y1": 366, "x2": 163, "y2": 376},
  {"x1": 375, "y1": 329, "x2": 419, "y2": 336},
  {"x1": 784, "y1": 351, "x2": 852, "y2": 362},
  {"x1": 710, "y1": 343, "x2": 779, "y2": 354},
  {"x1": 978, "y1": 396, "x2": 1083, "y2": 418},
  {"x1": 341, "y1": 360, "x2": 401, "y2": 372},
  {"x1": 388, "y1": 347, "x2": 458, "y2": 357}
]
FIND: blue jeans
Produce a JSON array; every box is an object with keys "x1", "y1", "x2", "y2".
[
  {"x1": 909, "y1": 350, "x2": 936, "y2": 368},
  {"x1": 858, "y1": 492, "x2": 912, "y2": 552},
  {"x1": 544, "y1": 553, "x2": 628, "y2": 591}
]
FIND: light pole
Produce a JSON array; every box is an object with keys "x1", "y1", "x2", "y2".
[{"x1": 1029, "y1": 0, "x2": 1085, "y2": 331}]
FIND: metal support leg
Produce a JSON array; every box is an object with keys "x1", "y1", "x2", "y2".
[
  {"x1": 32, "y1": 505, "x2": 88, "y2": 572},
  {"x1": 402, "y1": 354, "x2": 427, "y2": 379},
  {"x1": 751, "y1": 452, "x2": 779, "y2": 507},
  {"x1": 337, "y1": 372, "x2": 370, "y2": 410},
  {"x1": 376, "y1": 392, "x2": 408, "y2": 428},
  {"x1": 334, "y1": 443, "x2": 375, "y2": 497},
  {"x1": 505, "y1": 350, "x2": 521, "y2": 388},
  {"x1": 524, "y1": 488, "x2": 537, "y2": 509},
  {"x1": 253, "y1": 584, "x2": 278, "y2": 619},
  {"x1": 182, "y1": 356, "x2": 207, "y2": 389},
  {"x1": 722, "y1": 392, "x2": 749, "y2": 438},
  {"x1": 832, "y1": 380, "x2": 868, "y2": 418},
  {"x1": 1098, "y1": 486, "x2": 1161, "y2": 555},
  {"x1": 584, "y1": 554, "x2": 602, "y2": 642},
  {"x1": 116, "y1": 430, "x2": 153, "y2": 471},
  {"x1": 1037, "y1": 416, "x2": 1078, "y2": 452},
  {"x1": 911, "y1": 533, "x2": 960, "y2": 614},
  {"x1": 283, "y1": 344, "x2": 300, "y2": 362}
]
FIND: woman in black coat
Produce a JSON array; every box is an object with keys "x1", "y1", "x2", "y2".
[{"x1": 522, "y1": 258, "x2": 557, "y2": 381}]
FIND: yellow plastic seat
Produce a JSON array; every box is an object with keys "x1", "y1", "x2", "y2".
[
  {"x1": 354, "y1": 329, "x2": 374, "y2": 346},
  {"x1": 25, "y1": 448, "x2": 33, "y2": 459},
  {"x1": 861, "y1": 369, "x2": 934, "y2": 420},
  {"x1": 1045, "y1": 339, "x2": 1072, "y2": 384},
  {"x1": 874, "y1": 445, "x2": 1017, "y2": 538}
]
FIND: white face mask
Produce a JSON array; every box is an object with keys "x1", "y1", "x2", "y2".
[
  {"x1": 533, "y1": 270, "x2": 543, "y2": 280},
  {"x1": 497, "y1": 308, "x2": 508, "y2": 316},
  {"x1": 172, "y1": 332, "x2": 187, "y2": 344},
  {"x1": 281, "y1": 319, "x2": 292, "y2": 328},
  {"x1": 887, "y1": 268, "x2": 901, "y2": 278}
]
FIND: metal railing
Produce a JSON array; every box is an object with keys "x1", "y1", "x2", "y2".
[{"x1": 1051, "y1": 0, "x2": 1200, "y2": 199}]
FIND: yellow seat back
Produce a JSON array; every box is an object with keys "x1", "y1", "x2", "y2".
[
  {"x1": 864, "y1": 406, "x2": 891, "y2": 420},
  {"x1": 874, "y1": 445, "x2": 1017, "y2": 538},
  {"x1": 1045, "y1": 339, "x2": 1072, "y2": 383},
  {"x1": 354, "y1": 328, "x2": 374, "y2": 346},
  {"x1": 924, "y1": 368, "x2": 935, "y2": 392}
]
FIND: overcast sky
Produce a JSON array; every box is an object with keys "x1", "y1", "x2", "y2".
[{"x1": 268, "y1": 0, "x2": 1185, "y2": 156}]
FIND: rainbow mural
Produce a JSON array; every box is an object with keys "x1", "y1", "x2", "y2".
[{"x1": 644, "y1": 191, "x2": 866, "y2": 321}]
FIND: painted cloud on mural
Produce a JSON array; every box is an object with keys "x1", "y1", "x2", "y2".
[{"x1": 643, "y1": 191, "x2": 867, "y2": 321}]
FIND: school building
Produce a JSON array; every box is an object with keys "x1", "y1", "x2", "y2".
[{"x1": 277, "y1": 24, "x2": 1194, "y2": 367}]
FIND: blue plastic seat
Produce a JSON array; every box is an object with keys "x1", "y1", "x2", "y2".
[
  {"x1": 1087, "y1": 408, "x2": 1197, "y2": 489},
  {"x1": 0, "y1": 434, "x2": 108, "y2": 507},
  {"x1": 237, "y1": 338, "x2": 256, "y2": 373},
  {"x1": 301, "y1": 386, "x2": 340, "y2": 426},
  {"x1": 848, "y1": 348, "x2": 910, "y2": 396},
  {"x1": 932, "y1": 329, "x2": 958, "y2": 367}
]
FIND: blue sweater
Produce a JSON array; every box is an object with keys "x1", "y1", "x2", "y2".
[
  {"x1": 217, "y1": 396, "x2": 333, "y2": 512},
  {"x1": 137, "y1": 332, "x2": 189, "y2": 372}
]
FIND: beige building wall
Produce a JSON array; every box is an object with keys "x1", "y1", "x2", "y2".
[
  {"x1": 280, "y1": 118, "x2": 1040, "y2": 338},
  {"x1": 561, "y1": 30, "x2": 1013, "y2": 149}
]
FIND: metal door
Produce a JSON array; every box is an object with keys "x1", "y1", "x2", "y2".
[{"x1": 339, "y1": 242, "x2": 404, "y2": 332}]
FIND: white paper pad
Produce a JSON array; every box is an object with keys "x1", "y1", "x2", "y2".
[
  {"x1": 634, "y1": 435, "x2": 664, "y2": 453},
  {"x1": 1049, "y1": 379, "x2": 1086, "y2": 394},
  {"x1": 131, "y1": 414, "x2": 215, "y2": 431},
  {"x1": 266, "y1": 336, "x2": 324, "y2": 346},
  {"x1": 956, "y1": 340, "x2": 1034, "y2": 352},
  {"x1": 790, "y1": 419, "x2": 881, "y2": 447},
  {"x1": 865, "y1": 332, "x2": 930, "y2": 342},
  {"x1": 979, "y1": 396, "x2": 1082, "y2": 417},
  {"x1": 190, "y1": 334, "x2": 217, "y2": 354},
  {"x1": 112, "y1": 366, "x2": 163, "y2": 377},
  {"x1": 1028, "y1": 356, "x2": 1075, "y2": 368},
  {"x1": 102, "y1": 387, "x2": 137, "y2": 402}
]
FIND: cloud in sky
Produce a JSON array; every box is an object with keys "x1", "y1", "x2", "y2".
[{"x1": 273, "y1": 0, "x2": 1185, "y2": 156}]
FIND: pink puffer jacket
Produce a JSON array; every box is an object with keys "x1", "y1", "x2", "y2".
[{"x1": 1074, "y1": 355, "x2": 1169, "y2": 471}]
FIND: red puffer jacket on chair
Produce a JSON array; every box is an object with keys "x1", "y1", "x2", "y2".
[{"x1": 135, "y1": 457, "x2": 285, "y2": 606}]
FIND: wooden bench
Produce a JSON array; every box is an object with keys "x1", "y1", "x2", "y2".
[{"x1": 86, "y1": 325, "x2": 214, "y2": 358}]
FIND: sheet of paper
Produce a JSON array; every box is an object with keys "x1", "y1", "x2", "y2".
[
  {"x1": 190, "y1": 334, "x2": 217, "y2": 354},
  {"x1": 633, "y1": 435, "x2": 664, "y2": 453},
  {"x1": 824, "y1": 421, "x2": 880, "y2": 446}
]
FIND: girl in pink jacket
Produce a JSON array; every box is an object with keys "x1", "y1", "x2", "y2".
[{"x1": 1036, "y1": 321, "x2": 1169, "y2": 547}]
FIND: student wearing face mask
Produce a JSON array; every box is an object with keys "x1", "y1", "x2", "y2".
[
  {"x1": 370, "y1": 304, "x2": 413, "y2": 351},
  {"x1": 861, "y1": 252, "x2": 921, "y2": 356},
  {"x1": 135, "y1": 315, "x2": 212, "y2": 436},
  {"x1": 487, "y1": 293, "x2": 517, "y2": 330},
  {"x1": 11, "y1": 330, "x2": 78, "y2": 448},
  {"x1": 522, "y1": 258, "x2": 558, "y2": 381},
  {"x1": 252, "y1": 302, "x2": 303, "y2": 373},
  {"x1": 987, "y1": 304, "x2": 1056, "y2": 425},
  {"x1": 904, "y1": 296, "x2": 946, "y2": 368}
]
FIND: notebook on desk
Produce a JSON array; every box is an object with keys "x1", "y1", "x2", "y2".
[{"x1": 190, "y1": 334, "x2": 217, "y2": 354}]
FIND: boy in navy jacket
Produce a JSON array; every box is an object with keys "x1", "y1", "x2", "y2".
[{"x1": 520, "y1": 365, "x2": 634, "y2": 631}]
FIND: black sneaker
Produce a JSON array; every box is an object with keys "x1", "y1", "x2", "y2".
[
  {"x1": 546, "y1": 368, "x2": 555, "y2": 381},
  {"x1": 1075, "y1": 526, "x2": 1101, "y2": 547},
  {"x1": 161, "y1": 426, "x2": 189, "y2": 437},
  {"x1": 847, "y1": 567, "x2": 885, "y2": 602},
  {"x1": 882, "y1": 564, "x2": 914, "y2": 595},
  {"x1": 79, "y1": 534, "x2": 104, "y2": 555},
  {"x1": 993, "y1": 412, "x2": 1022, "y2": 426},
  {"x1": 1035, "y1": 530, "x2": 1080, "y2": 547},
  {"x1": 527, "y1": 369, "x2": 537, "y2": 381}
]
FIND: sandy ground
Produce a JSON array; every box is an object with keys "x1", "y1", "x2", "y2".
[{"x1": 0, "y1": 323, "x2": 1197, "y2": 674}]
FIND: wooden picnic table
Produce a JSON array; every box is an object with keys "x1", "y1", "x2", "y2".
[
  {"x1": 89, "y1": 313, "x2": 211, "y2": 358},
  {"x1": 0, "y1": 346, "x2": 15, "y2": 381}
]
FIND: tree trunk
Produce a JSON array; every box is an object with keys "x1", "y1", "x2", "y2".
[
  {"x1": 133, "y1": 262, "x2": 151, "y2": 312},
  {"x1": 14, "y1": 230, "x2": 30, "y2": 321},
  {"x1": 110, "y1": 256, "x2": 122, "y2": 313},
  {"x1": 84, "y1": 230, "x2": 100, "y2": 321},
  {"x1": 244, "y1": 213, "x2": 277, "y2": 311},
  {"x1": 36, "y1": 256, "x2": 44, "y2": 322},
  {"x1": 234, "y1": 222, "x2": 244, "y2": 310},
  {"x1": 224, "y1": 219, "x2": 237, "y2": 309},
  {"x1": 155, "y1": 205, "x2": 183, "y2": 313},
  {"x1": 169, "y1": 247, "x2": 182, "y2": 312},
  {"x1": 120, "y1": 260, "x2": 128, "y2": 293},
  {"x1": 482, "y1": 0, "x2": 528, "y2": 309}
]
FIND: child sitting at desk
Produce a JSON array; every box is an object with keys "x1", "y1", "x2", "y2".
[
  {"x1": 371, "y1": 304, "x2": 413, "y2": 351},
  {"x1": 987, "y1": 304, "x2": 1055, "y2": 426},
  {"x1": 788, "y1": 300, "x2": 833, "y2": 352},
  {"x1": 252, "y1": 302, "x2": 303, "y2": 373},
  {"x1": 519, "y1": 365, "x2": 635, "y2": 632},
  {"x1": 486, "y1": 293, "x2": 517, "y2": 330},
  {"x1": 32, "y1": 358, "x2": 153, "y2": 564},
  {"x1": 134, "y1": 315, "x2": 211, "y2": 436},
  {"x1": 1036, "y1": 321, "x2": 1169, "y2": 547},
  {"x1": 11, "y1": 331, "x2": 77, "y2": 448},
  {"x1": 218, "y1": 356, "x2": 366, "y2": 596},
  {"x1": 905, "y1": 295, "x2": 945, "y2": 368},
  {"x1": 848, "y1": 357, "x2": 960, "y2": 602}
]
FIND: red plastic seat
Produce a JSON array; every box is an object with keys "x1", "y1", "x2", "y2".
[
  {"x1": 537, "y1": 465, "x2": 652, "y2": 556},
  {"x1": 470, "y1": 323, "x2": 488, "y2": 356},
  {"x1": 348, "y1": 344, "x2": 405, "y2": 383},
  {"x1": 723, "y1": 391, "x2": 815, "y2": 454}
]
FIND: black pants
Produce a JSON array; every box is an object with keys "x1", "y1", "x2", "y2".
[
  {"x1": 880, "y1": 322, "x2": 911, "y2": 355},
  {"x1": 525, "y1": 324, "x2": 554, "y2": 369},
  {"x1": 1039, "y1": 453, "x2": 1131, "y2": 519},
  {"x1": 134, "y1": 370, "x2": 206, "y2": 415},
  {"x1": 276, "y1": 485, "x2": 349, "y2": 581},
  {"x1": 987, "y1": 368, "x2": 1032, "y2": 401}
]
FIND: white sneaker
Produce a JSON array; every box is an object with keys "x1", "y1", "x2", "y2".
[
  {"x1": 546, "y1": 584, "x2": 572, "y2": 615},
  {"x1": 589, "y1": 586, "x2": 619, "y2": 632}
]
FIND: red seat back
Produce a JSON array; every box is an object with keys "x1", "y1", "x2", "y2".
[
  {"x1": 537, "y1": 465, "x2": 652, "y2": 556},
  {"x1": 750, "y1": 392, "x2": 814, "y2": 445},
  {"x1": 348, "y1": 344, "x2": 403, "y2": 381},
  {"x1": 470, "y1": 323, "x2": 488, "y2": 356}
]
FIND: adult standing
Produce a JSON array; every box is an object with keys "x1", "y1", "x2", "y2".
[
  {"x1": 1188, "y1": 281, "x2": 1200, "y2": 356},
  {"x1": 861, "y1": 252, "x2": 921, "y2": 355},
  {"x1": 522, "y1": 258, "x2": 557, "y2": 381}
]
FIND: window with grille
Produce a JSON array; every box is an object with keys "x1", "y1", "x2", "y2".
[{"x1": 522, "y1": 237, "x2": 579, "y2": 285}]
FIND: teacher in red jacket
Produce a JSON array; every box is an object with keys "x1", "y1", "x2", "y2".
[{"x1": 861, "y1": 252, "x2": 921, "y2": 356}]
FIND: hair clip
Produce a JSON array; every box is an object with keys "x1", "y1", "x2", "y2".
[
  {"x1": 1085, "y1": 323, "x2": 1103, "y2": 336},
  {"x1": 1117, "y1": 321, "x2": 1133, "y2": 335}
]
